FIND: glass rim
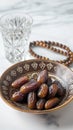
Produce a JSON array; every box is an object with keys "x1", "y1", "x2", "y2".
[{"x1": 0, "y1": 11, "x2": 33, "y2": 25}]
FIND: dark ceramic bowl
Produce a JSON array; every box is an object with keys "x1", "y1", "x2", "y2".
[{"x1": 0, "y1": 59, "x2": 73, "y2": 114}]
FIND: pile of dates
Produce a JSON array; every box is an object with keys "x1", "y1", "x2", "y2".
[{"x1": 11, "y1": 70, "x2": 66, "y2": 110}]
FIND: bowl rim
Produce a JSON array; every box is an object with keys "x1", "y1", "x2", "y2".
[{"x1": 0, "y1": 59, "x2": 73, "y2": 114}]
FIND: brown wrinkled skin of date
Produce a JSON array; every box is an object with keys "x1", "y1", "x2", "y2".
[
  {"x1": 38, "y1": 84, "x2": 49, "y2": 98},
  {"x1": 20, "y1": 79, "x2": 39, "y2": 94},
  {"x1": 11, "y1": 91, "x2": 24, "y2": 102},
  {"x1": 12, "y1": 76, "x2": 29, "y2": 88},
  {"x1": 37, "y1": 70, "x2": 48, "y2": 85},
  {"x1": 36, "y1": 99, "x2": 45, "y2": 110},
  {"x1": 28, "y1": 92, "x2": 37, "y2": 109},
  {"x1": 45, "y1": 97, "x2": 60, "y2": 109},
  {"x1": 48, "y1": 83, "x2": 59, "y2": 98},
  {"x1": 54, "y1": 80, "x2": 65, "y2": 97}
]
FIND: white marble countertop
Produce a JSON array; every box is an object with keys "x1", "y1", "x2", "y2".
[{"x1": 0, "y1": 0, "x2": 73, "y2": 130}]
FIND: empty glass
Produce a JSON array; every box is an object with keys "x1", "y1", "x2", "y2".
[{"x1": 0, "y1": 12, "x2": 33, "y2": 63}]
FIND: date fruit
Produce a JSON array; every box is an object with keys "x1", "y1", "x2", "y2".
[
  {"x1": 28, "y1": 92, "x2": 37, "y2": 109},
  {"x1": 11, "y1": 91, "x2": 24, "y2": 102},
  {"x1": 20, "y1": 79, "x2": 39, "y2": 94},
  {"x1": 37, "y1": 70, "x2": 48, "y2": 85},
  {"x1": 48, "y1": 83, "x2": 59, "y2": 98},
  {"x1": 45, "y1": 97, "x2": 60, "y2": 109},
  {"x1": 38, "y1": 84, "x2": 49, "y2": 98},
  {"x1": 11, "y1": 69, "x2": 66, "y2": 110},
  {"x1": 36, "y1": 99, "x2": 45, "y2": 110},
  {"x1": 54, "y1": 81, "x2": 65, "y2": 97},
  {"x1": 12, "y1": 76, "x2": 29, "y2": 88}
]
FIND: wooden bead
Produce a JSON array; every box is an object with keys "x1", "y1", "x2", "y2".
[
  {"x1": 70, "y1": 58, "x2": 73, "y2": 61},
  {"x1": 45, "y1": 57, "x2": 49, "y2": 60},
  {"x1": 46, "y1": 44, "x2": 49, "y2": 48},
  {"x1": 39, "y1": 42, "x2": 43, "y2": 46},
  {"x1": 36, "y1": 41, "x2": 39, "y2": 46},
  {"x1": 29, "y1": 41, "x2": 73, "y2": 66},
  {"x1": 69, "y1": 51, "x2": 72, "y2": 55},
  {"x1": 52, "y1": 41, "x2": 55, "y2": 45},
  {"x1": 42, "y1": 43, "x2": 46, "y2": 47},
  {"x1": 70, "y1": 55, "x2": 73, "y2": 58}
]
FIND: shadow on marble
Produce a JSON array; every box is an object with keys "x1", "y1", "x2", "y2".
[{"x1": 16, "y1": 101, "x2": 73, "y2": 128}]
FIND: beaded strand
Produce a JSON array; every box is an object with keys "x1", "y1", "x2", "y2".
[{"x1": 29, "y1": 41, "x2": 73, "y2": 66}]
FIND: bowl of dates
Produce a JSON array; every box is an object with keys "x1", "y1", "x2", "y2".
[{"x1": 0, "y1": 59, "x2": 73, "y2": 114}]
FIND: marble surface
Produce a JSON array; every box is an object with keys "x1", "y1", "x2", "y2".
[{"x1": 0, "y1": 0, "x2": 73, "y2": 130}]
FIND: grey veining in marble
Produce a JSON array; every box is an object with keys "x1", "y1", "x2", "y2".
[{"x1": 0, "y1": 0, "x2": 73, "y2": 26}]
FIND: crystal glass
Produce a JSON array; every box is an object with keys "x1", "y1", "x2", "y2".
[{"x1": 0, "y1": 12, "x2": 33, "y2": 63}]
